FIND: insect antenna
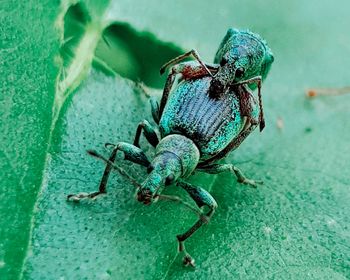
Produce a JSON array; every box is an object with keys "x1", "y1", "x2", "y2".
[
  {"x1": 156, "y1": 194, "x2": 202, "y2": 217},
  {"x1": 87, "y1": 149, "x2": 142, "y2": 189},
  {"x1": 87, "y1": 150, "x2": 202, "y2": 216}
]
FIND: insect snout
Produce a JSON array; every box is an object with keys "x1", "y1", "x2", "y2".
[
  {"x1": 136, "y1": 188, "x2": 154, "y2": 205},
  {"x1": 209, "y1": 79, "x2": 225, "y2": 98}
]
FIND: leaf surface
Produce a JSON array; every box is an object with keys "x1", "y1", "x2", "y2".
[{"x1": 1, "y1": 0, "x2": 350, "y2": 279}]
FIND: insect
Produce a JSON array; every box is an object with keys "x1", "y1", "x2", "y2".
[
  {"x1": 68, "y1": 28, "x2": 274, "y2": 267},
  {"x1": 159, "y1": 28, "x2": 274, "y2": 131}
]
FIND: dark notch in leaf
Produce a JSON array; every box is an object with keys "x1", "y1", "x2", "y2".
[
  {"x1": 60, "y1": 3, "x2": 91, "y2": 69},
  {"x1": 94, "y1": 23, "x2": 184, "y2": 89},
  {"x1": 60, "y1": 2, "x2": 184, "y2": 90}
]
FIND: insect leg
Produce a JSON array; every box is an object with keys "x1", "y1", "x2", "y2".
[
  {"x1": 159, "y1": 62, "x2": 219, "y2": 118},
  {"x1": 158, "y1": 67, "x2": 176, "y2": 118},
  {"x1": 133, "y1": 119, "x2": 159, "y2": 148},
  {"x1": 235, "y1": 85, "x2": 259, "y2": 131},
  {"x1": 175, "y1": 180, "x2": 218, "y2": 267},
  {"x1": 233, "y1": 76, "x2": 265, "y2": 131},
  {"x1": 160, "y1": 49, "x2": 213, "y2": 77},
  {"x1": 150, "y1": 97, "x2": 160, "y2": 124},
  {"x1": 197, "y1": 164, "x2": 263, "y2": 188},
  {"x1": 157, "y1": 194, "x2": 202, "y2": 217},
  {"x1": 67, "y1": 143, "x2": 150, "y2": 202},
  {"x1": 197, "y1": 124, "x2": 256, "y2": 166}
]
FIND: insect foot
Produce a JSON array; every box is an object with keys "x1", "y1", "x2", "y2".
[
  {"x1": 177, "y1": 238, "x2": 196, "y2": 268},
  {"x1": 197, "y1": 164, "x2": 263, "y2": 188},
  {"x1": 237, "y1": 178, "x2": 263, "y2": 188},
  {"x1": 183, "y1": 254, "x2": 195, "y2": 268},
  {"x1": 67, "y1": 191, "x2": 105, "y2": 202}
]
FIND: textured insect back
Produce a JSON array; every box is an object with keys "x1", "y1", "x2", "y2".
[
  {"x1": 214, "y1": 29, "x2": 274, "y2": 87},
  {"x1": 155, "y1": 135, "x2": 200, "y2": 177},
  {"x1": 213, "y1": 28, "x2": 239, "y2": 63}
]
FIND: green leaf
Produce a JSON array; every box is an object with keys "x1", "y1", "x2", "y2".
[
  {"x1": 0, "y1": 1, "x2": 60, "y2": 278},
  {"x1": 2, "y1": 0, "x2": 350, "y2": 279}
]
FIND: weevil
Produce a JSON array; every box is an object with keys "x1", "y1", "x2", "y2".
[
  {"x1": 68, "y1": 28, "x2": 274, "y2": 267},
  {"x1": 159, "y1": 28, "x2": 274, "y2": 131}
]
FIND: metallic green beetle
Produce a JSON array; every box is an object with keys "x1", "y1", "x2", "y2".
[
  {"x1": 68, "y1": 28, "x2": 274, "y2": 267},
  {"x1": 159, "y1": 28, "x2": 274, "y2": 131}
]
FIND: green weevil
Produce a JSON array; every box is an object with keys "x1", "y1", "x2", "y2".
[
  {"x1": 68, "y1": 28, "x2": 274, "y2": 267},
  {"x1": 159, "y1": 28, "x2": 274, "y2": 131}
]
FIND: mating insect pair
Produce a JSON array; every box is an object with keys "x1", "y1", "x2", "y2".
[{"x1": 68, "y1": 28, "x2": 274, "y2": 267}]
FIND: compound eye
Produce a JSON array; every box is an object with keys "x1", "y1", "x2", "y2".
[
  {"x1": 220, "y1": 57, "x2": 228, "y2": 67},
  {"x1": 165, "y1": 174, "x2": 175, "y2": 186},
  {"x1": 235, "y1": 67, "x2": 245, "y2": 78}
]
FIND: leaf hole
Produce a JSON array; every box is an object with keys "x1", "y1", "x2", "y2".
[
  {"x1": 94, "y1": 23, "x2": 184, "y2": 88},
  {"x1": 60, "y1": 2, "x2": 91, "y2": 70}
]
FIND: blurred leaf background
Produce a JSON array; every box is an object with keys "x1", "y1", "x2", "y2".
[{"x1": 0, "y1": 0, "x2": 349, "y2": 279}]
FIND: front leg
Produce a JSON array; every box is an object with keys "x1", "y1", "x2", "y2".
[
  {"x1": 175, "y1": 180, "x2": 218, "y2": 267},
  {"x1": 133, "y1": 119, "x2": 159, "y2": 148},
  {"x1": 160, "y1": 49, "x2": 214, "y2": 77},
  {"x1": 233, "y1": 76, "x2": 264, "y2": 131},
  {"x1": 150, "y1": 97, "x2": 161, "y2": 124},
  {"x1": 198, "y1": 118, "x2": 258, "y2": 167},
  {"x1": 67, "y1": 143, "x2": 150, "y2": 202},
  {"x1": 197, "y1": 163, "x2": 262, "y2": 188},
  {"x1": 158, "y1": 61, "x2": 219, "y2": 118},
  {"x1": 235, "y1": 84, "x2": 259, "y2": 132}
]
